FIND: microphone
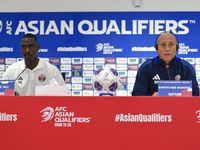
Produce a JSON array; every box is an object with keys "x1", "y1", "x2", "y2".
[
  {"x1": 15, "y1": 66, "x2": 28, "y2": 81},
  {"x1": 166, "y1": 65, "x2": 171, "y2": 80},
  {"x1": 14, "y1": 57, "x2": 37, "y2": 81}
]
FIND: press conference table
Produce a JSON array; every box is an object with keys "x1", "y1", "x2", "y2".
[{"x1": 0, "y1": 96, "x2": 200, "y2": 150}]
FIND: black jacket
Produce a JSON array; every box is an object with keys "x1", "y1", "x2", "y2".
[{"x1": 132, "y1": 56, "x2": 199, "y2": 96}]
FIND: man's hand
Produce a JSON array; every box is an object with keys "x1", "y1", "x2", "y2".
[{"x1": 152, "y1": 92, "x2": 158, "y2": 96}]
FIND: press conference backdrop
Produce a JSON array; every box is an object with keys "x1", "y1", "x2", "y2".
[{"x1": 0, "y1": 12, "x2": 200, "y2": 96}]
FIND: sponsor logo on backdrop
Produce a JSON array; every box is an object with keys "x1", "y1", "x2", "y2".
[
  {"x1": 117, "y1": 65, "x2": 127, "y2": 70},
  {"x1": 40, "y1": 58, "x2": 49, "y2": 62},
  {"x1": 197, "y1": 78, "x2": 200, "y2": 84},
  {"x1": 94, "y1": 58, "x2": 105, "y2": 64},
  {"x1": 61, "y1": 58, "x2": 71, "y2": 64},
  {"x1": 196, "y1": 58, "x2": 200, "y2": 64},
  {"x1": 118, "y1": 71, "x2": 127, "y2": 77},
  {"x1": 0, "y1": 58, "x2": 5, "y2": 64},
  {"x1": 196, "y1": 71, "x2": 200, "y2": 77},
  {"x1": 128, "y1": 71, "x2": 137, "y2": 77},
  {"x1": 0, "y1": 65, "x2": 5, "y2": 70},
  {"x1": 5, "y1": 58, "x2": 16, "y2": 64},
  {"x1": 72, "y1": 84, "x2": 82, "y2": 90},
  {"x1": 116, "y1": 90, "x2": 127, "y2": 96},
  {"x1": 119, "y1": 84, "x2": 127, "y2": 90},
  {"x1": 83, "y1": 84, "x2": 93, "y2": 90},
  {"x1": 83, "y1": 71, "x2": 93, "y2": 77},
  {"x1": 128, "y1": 58, "x2": 139, "y2": 64},
  {"x1": 120, "y1": 77, "x2": 127, "y2": 83},
  {"x1": 128, "y1": 77, "x2": 136, "y2": 83},
  {"x1": 117, "y1": 58, "x2": 127, "y2": 64},
  {"x1": 72, "y1": 71, "x2": 82, "y2": 77},
  {"x1": 139, "y1": 58, "x2": 148, "y2": 64},
  {"x1": 184, "y1": 58, "x2": 195, "y2": 64},
  {"x1": 50, "y1": 58, "x2": 60, "y2": 64},
  {"x1": 57, "y1": 47, "x2": 87, "y2": 52},
  {"x1": 72, "y1": 77, "x2": 82, "y2": 83},
  {"x1": 72, "y1": 58, "x2": 82, "y2": 64},
  {"x1": 83, "y1": 65, "x2": 94, "y2": 70},
  {"x1": 128, "y1": 65, "x2": 138, "y2": 70},
  {"x1": 0, "y1": 112, "x2": 17, "y2": 121},
  {"x1": 94, "y1": 65, "x2": 104, "y2": 70},
  {"x1": 0, "y1": 71, "x2": 4, "y2": 78},
  {"x1": 196, "y1": 65, "x2": 200, "y2": 71},
  {"x1": 106, "y1": 58, "x2": 116, "y2": 64},
  {"x1": 72, "y1": 91, "x2": 82, "y2": 96},
  {"x1": 65, "y1": 78, "x2": 71, "y2": 83},
  {"x1": 61, "y1": 65, "x2": 71, "y2": 71},
  {"x1": 127, "y1": 84, "x2": 134, "y2": 90},
  {"x1": 96, "y1": 43, "x2": 123, "y2": 54},
  {"x1": 41, "y1": 106, "x2": 92, "y2": 127},
  {"x1": 83, "y1": 65, "x2": 93, "y2": 70},
  {"x1": 83, "y1": 78, "x2": 92, "y2": 83},
  {"x1": 115, "y1": 113, "x2": 172, "y2": 123},
  {"x1": 65, "y1": 71, "x2": 71, "y2": 77},
  {"x1": 83, "y1": 91, "x2": 93, "y2": 96},
  {"x1": 72, "y1": 65, "x2": 82, "y2": 70},
  {"x1": 105, "y1": 64, "x2": 116, "y2": 70},
  {"x1": 83, "y1": 58, "x2": 93, "y2": 64}
]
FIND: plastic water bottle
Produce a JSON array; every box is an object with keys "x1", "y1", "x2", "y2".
[{"x1": 46, "y1": 78, "x2": 52, "y2": 86}]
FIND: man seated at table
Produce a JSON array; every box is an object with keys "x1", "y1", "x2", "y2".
[
  {"x1": 3, "y1": 33, "x2": 66, "y2": 96},
  {"x1": 132, "y1": 31, "x2": 199, "y2": 96}
]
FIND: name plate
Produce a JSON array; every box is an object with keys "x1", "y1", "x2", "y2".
[
  {"x1": 0, "y1": 80, "x2": 15, "y2": 96},
  {"x1": 158, "y1": 80, "x2": 192, "y2": 97}
]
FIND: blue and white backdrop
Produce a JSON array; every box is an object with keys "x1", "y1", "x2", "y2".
[{"x1": 0, "y1": 12, "x2": 200, "y2": 96}]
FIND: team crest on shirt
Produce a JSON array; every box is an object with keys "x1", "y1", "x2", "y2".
[
  {"x1": 175, "y1": 75, "x2": 181, "y2": 80},
  {"x1": 38, "y1": 74, "x2": 46, "y2": 82}
]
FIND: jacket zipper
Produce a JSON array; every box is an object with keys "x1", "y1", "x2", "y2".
[{"x1": 166, "y1": 65, "x2": 171, "y2": 80}]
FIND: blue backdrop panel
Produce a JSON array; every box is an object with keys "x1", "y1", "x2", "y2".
[{"x1": 0, "y1": 12, "x2": 199, "y2": 96}]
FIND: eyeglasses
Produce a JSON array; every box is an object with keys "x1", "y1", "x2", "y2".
[{"x1": 20, "y1": 45, "x2": 35, "y2": 50}]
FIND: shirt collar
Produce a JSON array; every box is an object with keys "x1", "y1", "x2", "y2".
[
  {"x1": 155, "y1": 56, "x2": 179, "y2": 66},
  {"x1": 19, "y1": 58, "x2": 43, "y2": 70},
  {"x1": 19, "y1": 60, "x2": 26, "y2": 70},
  {"x1": 32, "y1": 58, "x2": 44, "y2": 71}
]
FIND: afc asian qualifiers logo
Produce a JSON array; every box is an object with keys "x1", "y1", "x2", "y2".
[
  {"x1": 96, "y1": 43, "x2": 103, "y2": 52},
  {"x1": 95, "y1": 43, "x2": 122, "y2": 54},
  {"x1": 0, "y1": 20, "x2": 2, "y2": 33},
  {"x1": 40, "y1": 107, "x2": 54, "y2": 122},
  {"x1": 40, "y1": 106, "x2": 92, "y2": 127}
]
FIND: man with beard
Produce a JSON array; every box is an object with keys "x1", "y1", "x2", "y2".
[{"x1": 3, "y1": 33, "x2": 66, "y2": 95}]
